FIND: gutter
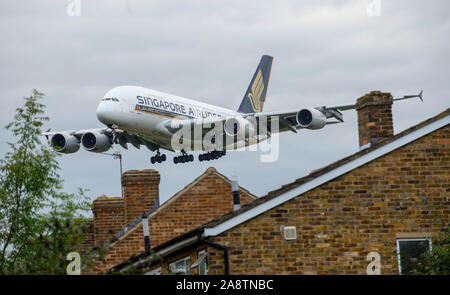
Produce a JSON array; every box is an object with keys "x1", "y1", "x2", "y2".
[
  {"x1": 118, "y1": 230, "x2": 231, "y2": 275},
  {"x1": 118, "y1": 235, "x2": 198, "y2": 274},
  {"x1": 197, "y1": 232, "x2": 230, "y2": 275}
]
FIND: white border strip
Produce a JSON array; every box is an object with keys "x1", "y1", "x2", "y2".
[{"x1": 204, "y1": 115, "x2": 449, "y2": 237}]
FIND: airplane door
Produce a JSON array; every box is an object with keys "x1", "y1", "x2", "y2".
[{"x1": 119, "y1": 97, "x2": 126, "y2": 113}]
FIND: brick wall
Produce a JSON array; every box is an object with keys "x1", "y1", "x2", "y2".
[
  {"x1": 91, "y1": 168, "x2": 256, "y2": 274},
  {"x1": 141, "y1": 124, "x2": 449, "y2": 275},
  {"x1": 92, "y1": 197, "x2": 124, "y2": 247},
  {"x1": 147, "y1": 171, "x2": 255, "y2": 247},
  {"x1": 205, "y1": 125, "x2": 449, "y2": 274},
  {"x1": 79, "y1": 219, "x2": 94, "y2": 254}
]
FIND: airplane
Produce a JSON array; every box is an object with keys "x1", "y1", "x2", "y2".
[{"x1": 43, "y1": 55, "x2": 423, "y2": 164}]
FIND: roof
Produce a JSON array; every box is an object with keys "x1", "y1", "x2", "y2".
[
  {"x1": 102, "y1": 166, "x2": 257, "y2": 249},
  {"x1": 109, "y1": 108, "x2": 449, "y2": 272},
  {"x1": 202, "y1": 108, "x2": 449, "y2": 237}
]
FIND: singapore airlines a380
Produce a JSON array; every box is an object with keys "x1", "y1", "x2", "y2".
[{"x1": 44, "y1": 55, "x2": 422, "y2": 164}]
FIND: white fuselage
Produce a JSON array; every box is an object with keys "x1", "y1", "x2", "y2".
[{"x1": 96, "y1": 86, "x2": 241, "y2": 151}]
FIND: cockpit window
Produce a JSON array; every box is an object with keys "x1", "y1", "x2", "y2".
[{"x1": 102, "y1": 97, "x2": 119, "y2": 102}]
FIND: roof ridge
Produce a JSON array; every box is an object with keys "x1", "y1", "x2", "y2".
[
  {"x1": 265, "y1": 107, "x2": 450, "y2": 199},
  {"x1": 100, "y1": 166, "x2": 256, "y2": 249}
]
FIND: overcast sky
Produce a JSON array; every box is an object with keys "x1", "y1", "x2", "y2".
[{"x1": 1, "y1": 0, "x2": 449, "y2": 207}]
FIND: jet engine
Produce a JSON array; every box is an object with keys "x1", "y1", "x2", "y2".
[
  {"x1": 296, "y1": 108, "x2": 327, "y2": 130},
  {"x1": 50, "y1": 133, "x2": 80, "y2": 154},
  {"x1": 224, "y1": 117, "x2": 256, "y2": 138},
  {"x1": 81, "y1": 131, "x2": 112, "y2": 153}
]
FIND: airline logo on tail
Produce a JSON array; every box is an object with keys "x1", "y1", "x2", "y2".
[
  {"x1": 237, "y1": 55, "x2": 273, "y2": 114},
  {"x1": 248, "y1": 69, "x2": 265, "y2": 112}
]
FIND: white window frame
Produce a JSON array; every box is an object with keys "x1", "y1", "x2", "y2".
[
  {"x1": 396, "y1": 238, "x2": 432, "y2": 275},
  {"x1": 191, "y1": 250, "x2": 208, "y2": 275},
  {"x1": 145, "y1": 266, "x2": 161, "y2": 275},
  {"x1": 169, "y1": 256, "x2": 191, "y2": 275}
]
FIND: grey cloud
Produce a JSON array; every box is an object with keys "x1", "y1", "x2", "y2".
[{"x1": 0, "y1": 0, "x2": 449, "y2": 204}]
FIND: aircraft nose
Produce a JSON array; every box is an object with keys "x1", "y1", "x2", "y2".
[{"x1": 96, "y1": 102, "x2": 114, "y2": 125}]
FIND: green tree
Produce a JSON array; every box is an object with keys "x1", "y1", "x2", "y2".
[
  {"x1": 0, "y1": 89, "x2": 96, "y2": 274},
  {"x1": 409, "y1": 227, "x2": 450, "y2": 274},
  {"x1": 398, "y1": 195, "x2": 450, "y2": 275}
]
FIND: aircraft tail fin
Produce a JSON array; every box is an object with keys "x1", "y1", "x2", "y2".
[{"x1": 237, "y1": 55, "x2": 273, "y2": 113}]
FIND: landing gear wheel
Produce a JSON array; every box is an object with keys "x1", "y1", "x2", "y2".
[
  {"x1": 151, "y1": 148, "x2": 167, "y2": 164},
  {"x1": 198, "y1": 150, "x2": 226, "y2": 162},
  {"x1": 174, "y1": 150, "x2": 194, "y2": 164}
]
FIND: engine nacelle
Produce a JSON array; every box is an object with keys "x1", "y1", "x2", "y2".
[
  {"x1": 224, "y1": 117, "x2": 257, "y2": 138},
  {"x1": 81, "y1": 131, "x2": 112, "y2": 153},
  {"x1": 50, "y1": 133, "x2": 80, "y2": 154},
  {"x1": 296, "y1": 108, "x2": 327, "y2": 130}
]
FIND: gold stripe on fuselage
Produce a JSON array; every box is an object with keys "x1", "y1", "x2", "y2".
[{"x1": 135, "y1": 105, "x2": 191, "y2": 120}]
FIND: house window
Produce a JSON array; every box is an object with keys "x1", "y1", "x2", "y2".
[
  {"x1": 396, "y1": 238, "x2": 432, "y2": 274},
  {"x1": 145, "y1": 266, "x2": 161, "y2": 275},
  {"x1": 169, "y1": 256, "x2": 191, "y2": 274},
  {"x1": 191, "y1": 250, "x2": 207, "y2": 275}
]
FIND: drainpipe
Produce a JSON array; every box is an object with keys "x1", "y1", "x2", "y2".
[{"x1": 197, "y1": 232, "x2": 230, "y2": 275}]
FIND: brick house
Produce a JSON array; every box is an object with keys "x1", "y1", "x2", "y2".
[
  {"x1": 82, "y1": 167, "x2": 257, "y2": 274},
  {"x1": 109, "y1": 91, "x2": 449, "y2": 275}
]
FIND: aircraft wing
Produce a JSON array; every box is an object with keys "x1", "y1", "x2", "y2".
[
  {"x1": 251, "y1": 106, "x2": 346, "y2": 134},
  {"x1": 111, "y1": 129, "x2": 163, "y2": 151},
  {"x1": 244, "y1": 90, "x2": 424, "y2": 134},
  {"x1": 162, "y1": 104, "x2": 346, "y2": 139},
  {"x1": 43, "y1": 127, "x2": 167, "y2": 152},
  {"x1": 43, "y1": 128, "x2": 108, "y2": 140},
  {"x1": 161, "y1": 90, "x2": 424, "y2": 141}
]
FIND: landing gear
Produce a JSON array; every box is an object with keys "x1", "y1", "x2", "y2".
[
  {"x1": 199, "y1": 150, "x2": 226, "y2": 162},
  {"x1": 173, "y1": 150, "x2": 194, "y2": 164},
  {"x1": 151, "y1": 150, "x2": 166, "y2": 164}
]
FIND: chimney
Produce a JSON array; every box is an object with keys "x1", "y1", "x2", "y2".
[
  {"x1": 231, "y1": 175, "x2": 240, "y2": 211},
  {"x1": 122, "y1": 169, "x2": 160, "y2": 226},
  {"x1": 356, "y1": 91, "x2": 394, "y2": 148},
  {"x1": 92, "y1": 196, "x2": 124, "y2": 247}
]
